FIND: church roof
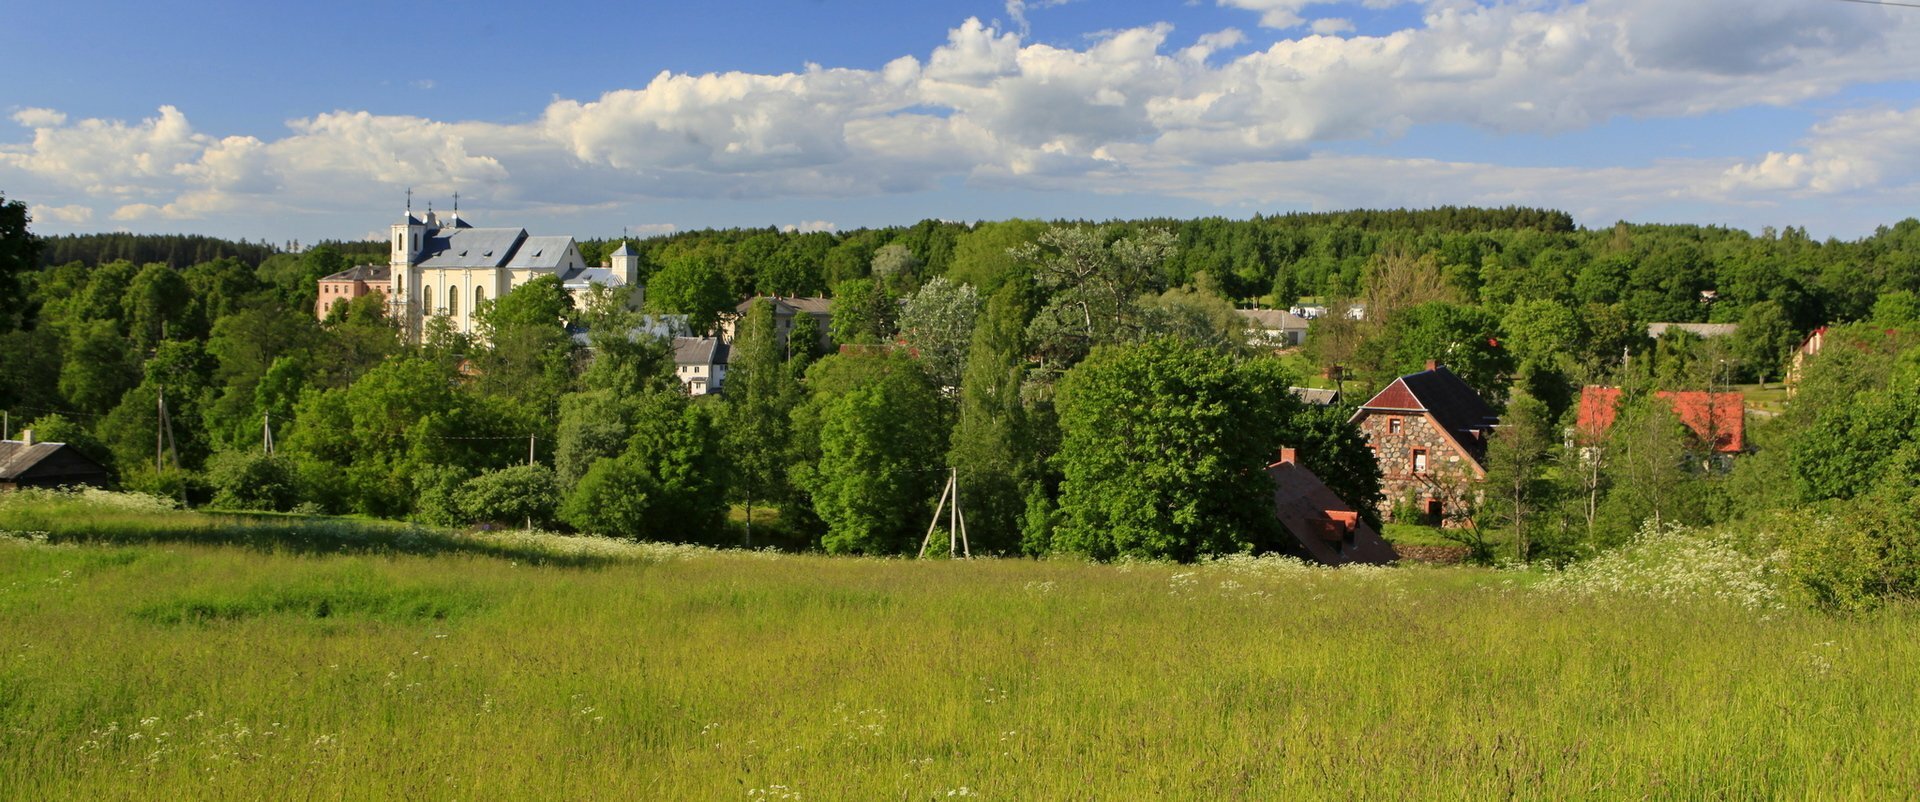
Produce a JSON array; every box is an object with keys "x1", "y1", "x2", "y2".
[
  {"x1": 563, "y1": 267, "x2": 624, "y2": 289},
  {"x1": 415, "y1": 227, "x2": 526, "y2": 269},
  {"x1": 610, "y1": 242, "x2": 637, "y2": 257},
  {"x1": 505, "y1": 236, "x2": 576, "y2": 270}
]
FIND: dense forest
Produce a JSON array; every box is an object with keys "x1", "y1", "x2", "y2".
[{"x1": 3, "y1": 188, "x2": 1919, "y2": 609}]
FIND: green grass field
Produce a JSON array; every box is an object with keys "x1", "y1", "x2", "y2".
[{"x1": 4, "y1": 492, "x2": 1918, "y2": 798}]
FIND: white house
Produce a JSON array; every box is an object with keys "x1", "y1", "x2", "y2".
[
  {"x1": 674, "y1": 337, "x2": 730, "y2": 396},
  {"x1": 385, "y1": 206, "x2": 641, "y2": 340},
  {"x1": 1236, "y1": 308, "x2": 1311, "y2": 347}
]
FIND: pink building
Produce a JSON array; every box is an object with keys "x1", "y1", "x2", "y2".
[{"x1": 315, "y1": 264, "x2": 392, "y2": 320}]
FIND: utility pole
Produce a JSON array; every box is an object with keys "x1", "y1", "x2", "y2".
[
  {"x1": 262, "y1": 411, "x2": 275, "y2": 455},
  {"x1": 527, "y1": 434, "x2": 536, "y2": 466},
  {"x1": 917, "y1": 468, "x2": 971, "y2": 559}
]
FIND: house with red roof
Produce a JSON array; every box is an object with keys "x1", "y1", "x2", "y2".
[
  {"x1": 1349, "y1": 362, "x2": 1499, "y2": 524},
  {"x1": 1575, "y1": 386, "x2": 1745, "y2": 453},
  {"x1": 1266, "y1": 448, "x2": 1397, "y2": 565}
]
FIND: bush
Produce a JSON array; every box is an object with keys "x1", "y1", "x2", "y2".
[
  {"x1": 1779, "y1": 490, "x2": 1920, "y2": 613},
  {"x1": 561, "y1": 456, "x2": 660, "y2": 538},
  {"x1": 457, "y1": 465, "x2": 560, "y2": 530},
  {"x1": 205, "y1": 451, "x2": 299, "y2": 511}
]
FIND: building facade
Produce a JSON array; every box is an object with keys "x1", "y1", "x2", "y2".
[
  {"x1": 384, "y1": 208, "x2": 640, "y2": 339},
  {"x1": 314, "y1": 264, "x2": 392, "y2": 320},
  {"x1": 1349, "y1": 363, "x2": 1498, "y2": 524}
]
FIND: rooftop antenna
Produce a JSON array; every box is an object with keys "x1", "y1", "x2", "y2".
[{"x1": 406, "y1": 187, "x2": 413, "y2": 214}]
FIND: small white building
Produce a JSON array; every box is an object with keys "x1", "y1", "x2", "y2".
[
  {"x1": 1236, "y1": 308, "x2": 1311, "y2": 347},
  {"x1": 674, "y1": 337, "x2": 730, "y2": 396}
]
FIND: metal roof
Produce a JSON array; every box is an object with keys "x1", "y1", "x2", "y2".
[
  {"x1": 674, "y1": 336, "x2": 730, "y2": 366},
  {"x1": 505, "y1": 236, "x2": 576, "y2": 270},
  {"x1": 320, "y1": 264, "x2": 392, "y2": 282},
  {"x1": 414, "y1": 227, "x2": 526, "y2": 269},
  {"x1": 1236, "y1": 308, "x2": 1310, "y2": 330},
  {"x1": 562, "y1": 267, "x2": 625, "y2": 288}
]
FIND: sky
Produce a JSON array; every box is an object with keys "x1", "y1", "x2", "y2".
[{"x1": 3, "y1": 0, "x2": 1919, "y2": 245}]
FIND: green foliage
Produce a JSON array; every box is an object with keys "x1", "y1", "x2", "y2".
[
  {"x1": 645, "y1": 253, "x2": 732, "y2": 333},
  {"x1": 950, "y1": 286, "x2": 1038, "y2": 553},
  {"x1": 1018, "y1": 226, "x2": 1175, "y2": 371},
  {"x1": 828, "y1": 278, "x2": 894, "y2": 345},
  {"x1": 205, "y1": 450, "x2": 299, "y2": 512},
  {"x1": 724, "y1": 300, "x2": 797, "y2": 522},
  {"x1": 1776, "y1": 490, "x2": 1920, "y2": 613},
  {"x1": 560, "y1": 451, "x2": 662, "y2": 537},
  {"x1": 1481, "y1": 391, "x2": 1558, "y2": 563},
  {"x1": 1360, "y1": 301, "x2": 1512, "y2": 402},
  {"x1": 797, "y1": 354, "x2": 947, "y2": 554},
  {"x1": 0, "y1": 192, "x2": 41, "y2": 330},
  {"x1": 897, "y1": 277, "x2": 980, "y2": 389},
  {"x1": 562, "y1": 391, "x2": 725, "y2": 541},
  {"x1": 1051, "y1": 338, "x2": 1288, "y2": 561},
  {"x1": 457, "y1": 464, "x2": 561, "y2": 529}
]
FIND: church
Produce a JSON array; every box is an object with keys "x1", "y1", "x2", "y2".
[{"x1": 386, "y1": 204, "x2": 641, "y2": 338}]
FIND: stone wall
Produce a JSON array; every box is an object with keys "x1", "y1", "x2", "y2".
[{"x1": 1354, "y1": 410, "x2": 1483, "y2": 523}]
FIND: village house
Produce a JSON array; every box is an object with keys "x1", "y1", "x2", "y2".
[
  {"x1": 673, "y1": 337, "x2": 730, "y2": 396},
  {"x1": 1235, "y1": 308, "x2": 1311, "y2": 347},
  {"x1": 313, "y1": 264, "x2": 390, "y2": 320},
  {"x1": 377, "y1": 205, "x2": 641, "y2": 340},
  {"x1": 1349, "y1": 362, "x2": 1498, "y2": 523},
  {"x1": 1266, "y1": 447, "x2": 1397, "y2": 565},
  {"x1": 0, "y1": 431, "x2": 111, "y2": 490},
  {"x1": 1289, "y1": 386, "x2": 1341, "y2": 407},
  {"x1": 1646, "y1": 322, "x2": 1739, "y2": 340},
  {"x1": 1574, "y1": 386, "x2": 1746, "y2": 455},
  {"x1": 720, "y1": 296, "x2": 834, "y2": 353}
]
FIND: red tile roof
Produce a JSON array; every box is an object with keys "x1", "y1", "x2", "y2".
[
  {"x1": 1266, "y1": 455, "x2": 1396, "y2": 566},
  {"x1": 1576, "y1": 386, "x2": 1745, "y2": 453}
]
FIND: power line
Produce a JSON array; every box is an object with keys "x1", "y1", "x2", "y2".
[{"x1": 1831, "y1": 0, "x2": 1920, "y2": 8}]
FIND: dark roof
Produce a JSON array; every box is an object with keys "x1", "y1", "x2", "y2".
[
  {"x1": 0, "y1": 439, "x2": 111, "y2": 487},
  {"x1": 735, "y1": 296, "x2": 833, "y2": 316},
  {"x1": 1352, "y1": 365, "x2": 1499, "y2": 464},
  {"x1": 1267, "y1": 457, "x2": 1396, "y2": 566},
  {"x1": 673, "y1": 337, "x2": 729, "y2": 366},
  {"x1": 1289, "y1": 386, "x2": 1340, "y2": 406},
  {"x1": 320, "y1": 264, "x2": 392, "y2": 283}
]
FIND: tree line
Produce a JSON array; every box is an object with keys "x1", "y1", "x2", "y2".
[{"x1": 3, "y1": 189, "x2": 1920, "y2": 607}]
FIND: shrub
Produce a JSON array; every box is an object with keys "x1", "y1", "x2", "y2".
[
  {"x1": 205, "y1": 451, "x2": 299, "y2": 511},
  {"x1": 1536, "y1": 522, "x2": 1784, "y2": 611},
  {"x1": 457, "y1": 465, "x2": 560, "y2": 530},
  {"x1": 1778, "y1": 490, "x2": 1920, "y2": 613}
]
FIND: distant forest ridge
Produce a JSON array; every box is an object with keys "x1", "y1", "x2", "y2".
[{"x1": 34, "y1": 206, "x2": 1582, "y2": 270}]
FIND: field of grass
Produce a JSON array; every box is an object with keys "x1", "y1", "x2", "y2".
[{"x1": 4, "y1": 491, "x2": 1919, "y2": 798}]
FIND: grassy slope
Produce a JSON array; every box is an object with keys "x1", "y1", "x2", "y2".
[{"x1": 2, "y1": 500, "x2": 1918, "y2": 798}]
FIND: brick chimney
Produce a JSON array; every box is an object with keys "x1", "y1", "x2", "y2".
[
  {"x1": 1425, "y1": 359, "x2": 1438, "y2": 371},
  {"x1": 19, "y1": 429, "x2": 32, "y2": 446},
  {"x1": 1276, "y1": 446, "x2": 1297, "y2": 465}
]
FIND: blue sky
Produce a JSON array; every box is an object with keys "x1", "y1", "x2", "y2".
[{"x1": 4, "y1": 0, "x2": 1919, "y2": 244}]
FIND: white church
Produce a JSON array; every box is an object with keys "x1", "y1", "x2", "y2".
[{"x1": 386, "y1": 205, "x2": 642, "y2": 338}]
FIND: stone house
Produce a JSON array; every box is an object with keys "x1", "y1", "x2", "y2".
[
  {"x1": 1266, "y1": 447, "x2": 1397, "y2": 565},
  {"x1": 1349, "y1": 362, "x2": 1498, "y2": 524}
]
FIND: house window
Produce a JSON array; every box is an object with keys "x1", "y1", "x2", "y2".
[
  {"x1": 1412, "y1": 448, "x2": 1428, "y2": 473},
  {"x1": 1388, "y1": 417, "x2": 1402, "y2": 434}
]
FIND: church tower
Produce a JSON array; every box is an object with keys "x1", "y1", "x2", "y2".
[{"x1": 389, "y1": 195, "x2": 427, "y2": 336}]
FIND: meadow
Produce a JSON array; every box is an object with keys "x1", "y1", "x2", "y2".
[{"x1": 2, "y1": 492, "x2": 1917, "y2": 799}]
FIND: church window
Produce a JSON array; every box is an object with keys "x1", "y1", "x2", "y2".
[
  {"x1": 423, "y1": 286, "x2": 432, "y2": 314},
  {"x1": 475, "y1": 286, "x2": 486, "y2": 309},
  {"x1": 448, "y1": 290, "x2": 459, "y2": 319}
]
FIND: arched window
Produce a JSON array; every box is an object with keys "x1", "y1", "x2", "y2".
[
  {"x1": 474, "y1": 286, "x2": 486, "y2": 310},
  {"x1": 423, "y1": 285, "x2": 433, "y2": 315},
  {"x1": 448, "y1": 289, "x2": 459, "y2": 319}
]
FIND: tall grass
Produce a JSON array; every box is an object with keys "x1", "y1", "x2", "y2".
[{"x1": 2, "y1": 493, "x2": 1917, "y2": 798}]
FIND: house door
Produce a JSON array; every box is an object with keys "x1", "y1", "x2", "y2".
[{"x1": 1425, "y1": 498, "x2": 1443, "y2": 524}]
